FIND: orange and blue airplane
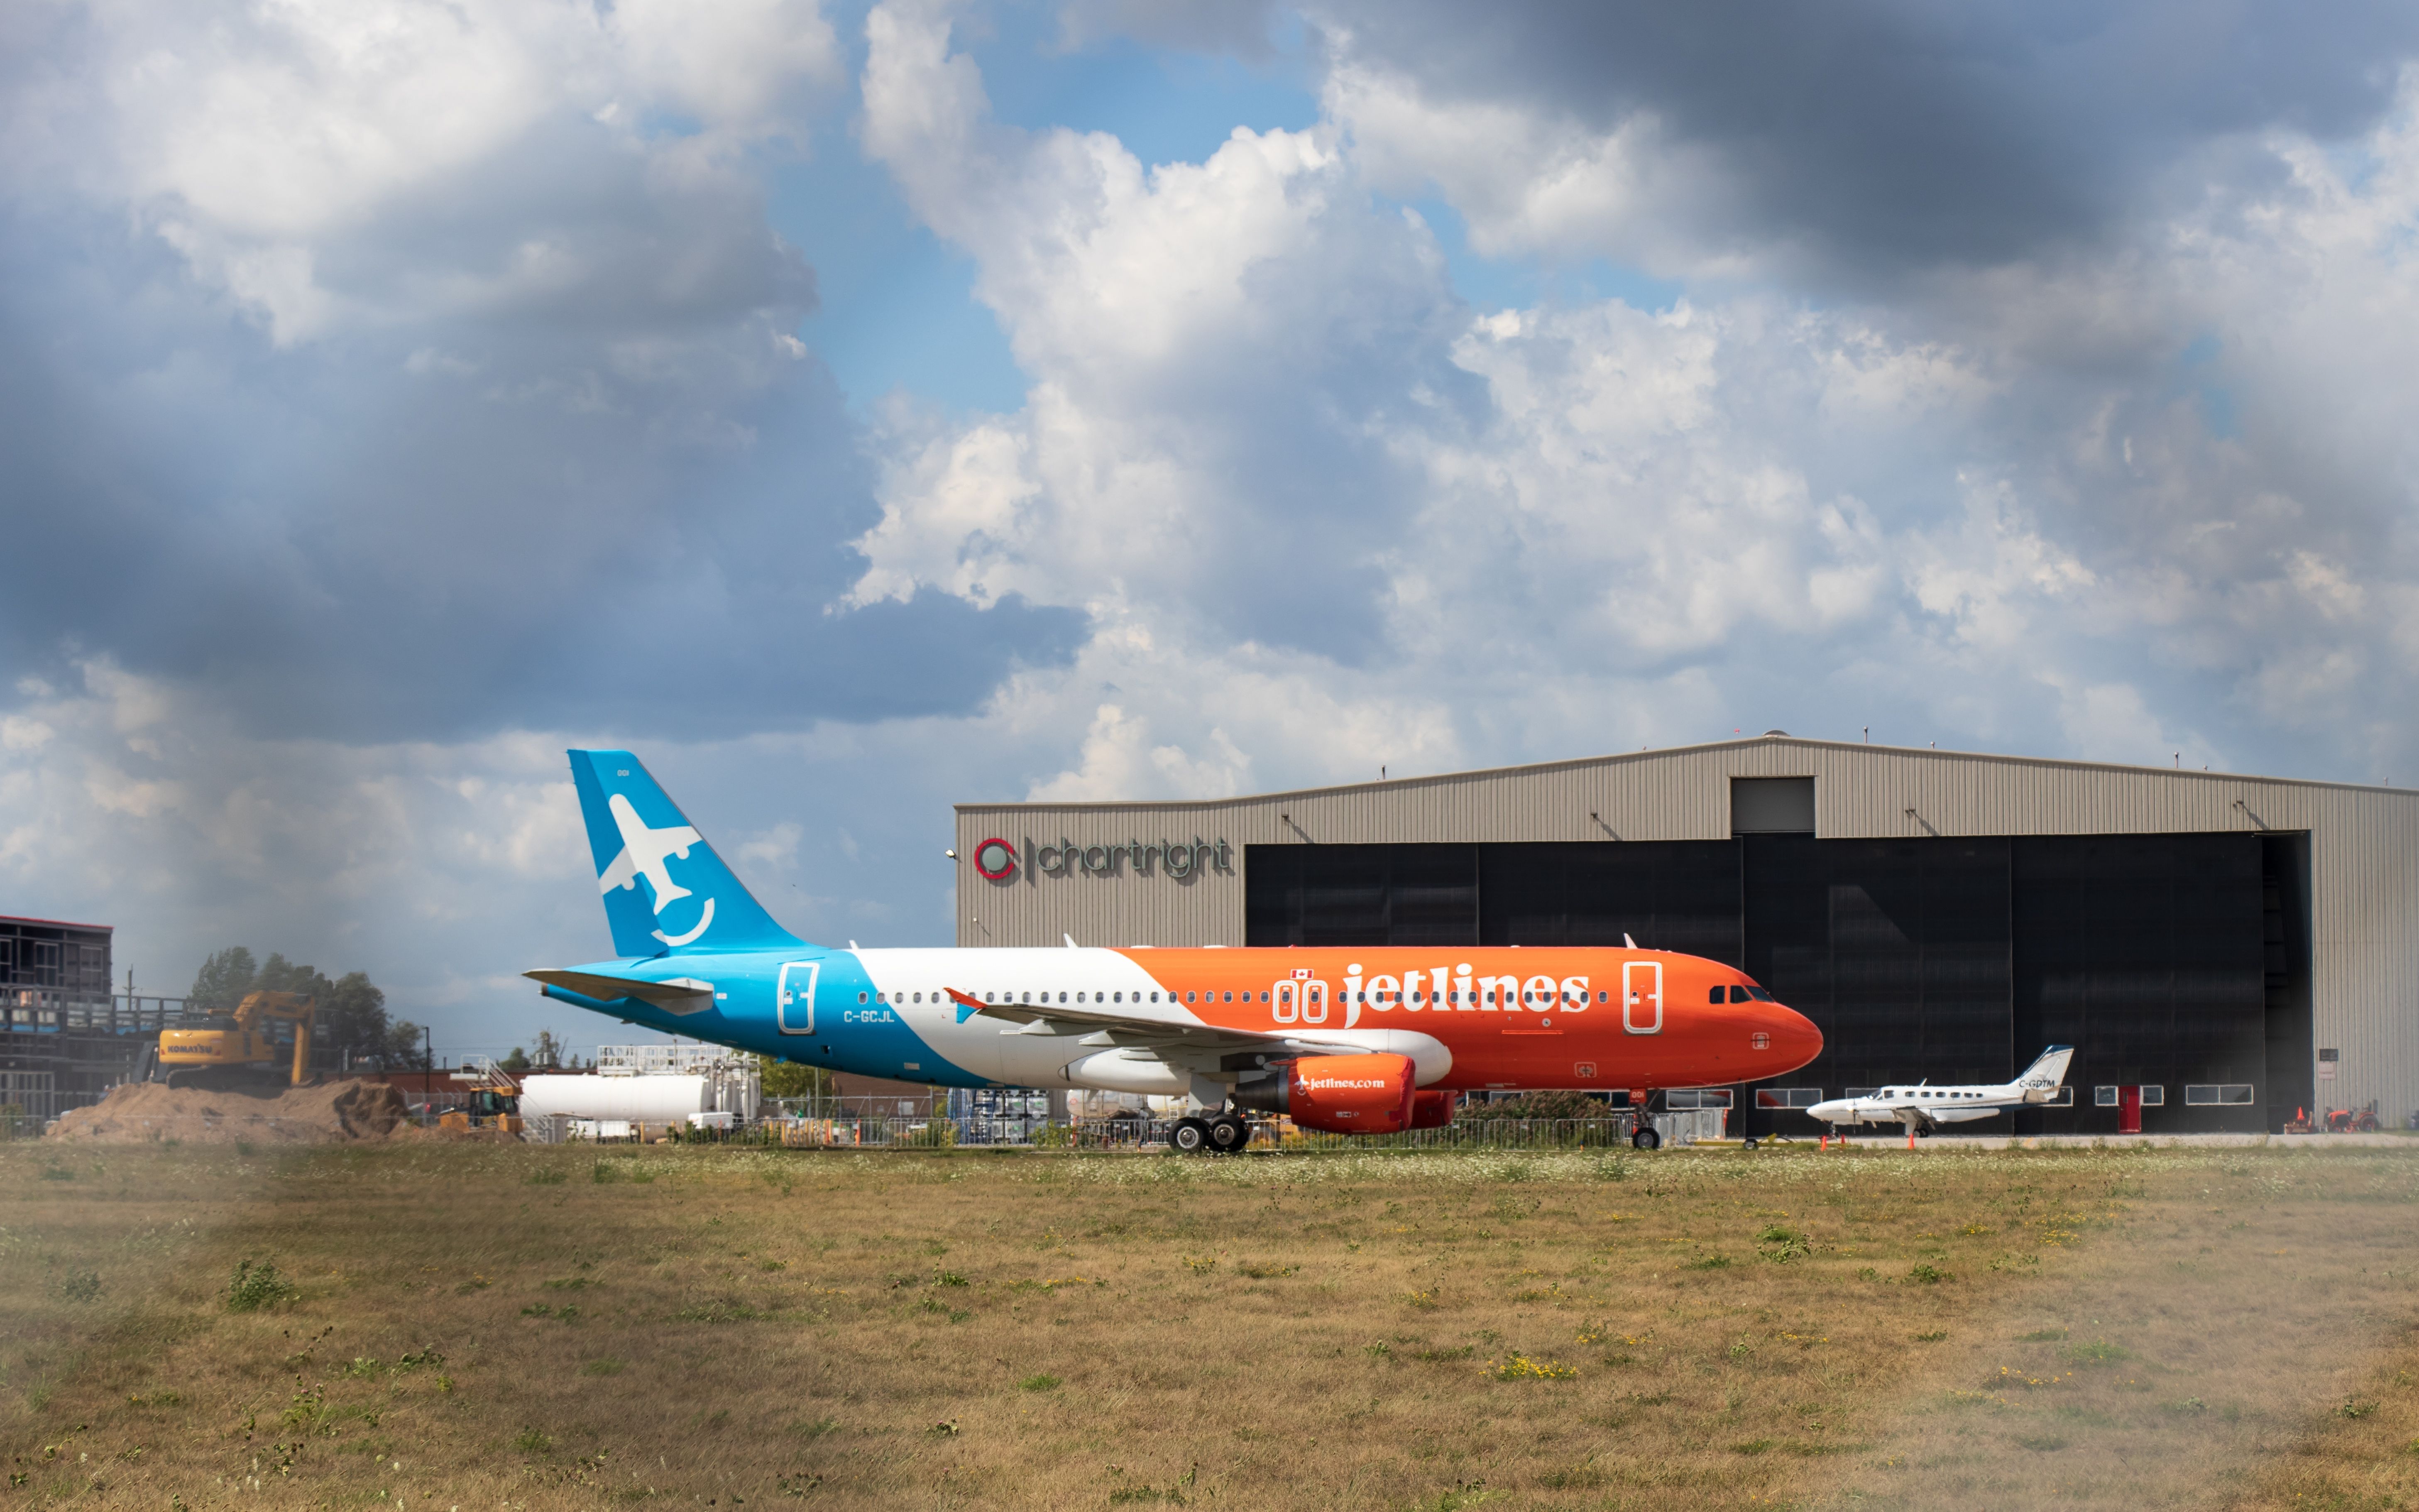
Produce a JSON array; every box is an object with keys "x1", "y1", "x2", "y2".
[{"x1": 527, "y1": 751, "x2": 1822, "y2": 1152}]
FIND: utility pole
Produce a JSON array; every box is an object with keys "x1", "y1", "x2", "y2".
[{"x1": 424, "y1": 1025, "x2": 433, "y2": 1084}]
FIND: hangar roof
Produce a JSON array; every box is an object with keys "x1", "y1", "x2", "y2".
[{"x1": 957, "y1": 734, "x2": 2411, "y2": 838}]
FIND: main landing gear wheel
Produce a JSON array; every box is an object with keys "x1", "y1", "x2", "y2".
[
  {"x1": 1631, "y1": 1127, "x2": 1661, "y2": 1151},
  {"x1": 1206, "y1": 1116, "x2": 1249, "y2": 1154},
  {"x1": 1170, "y1": 1117, "x2": 1211, "y2": 1154}
]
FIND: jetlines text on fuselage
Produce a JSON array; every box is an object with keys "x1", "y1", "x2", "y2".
[{"x1": 1272, "y1": 963, "x2": 1597, "y2": 1030}]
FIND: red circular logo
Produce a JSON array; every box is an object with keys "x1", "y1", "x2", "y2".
[{"x1": 972, "y1": 837, "x2": 1019, "y2": 881}]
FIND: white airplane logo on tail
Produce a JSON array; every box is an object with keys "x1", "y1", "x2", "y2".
[{"x1": 596, "y1": 794, "x2": 717, "y2": 946}]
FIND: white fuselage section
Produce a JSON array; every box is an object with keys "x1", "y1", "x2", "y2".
[
  {"x1": 1809, "y1": 1083, "x2": 2024, "y2": 1128},
  {"x1": 839, "y1": 947, "x2": 1454, "y2": 1094}
]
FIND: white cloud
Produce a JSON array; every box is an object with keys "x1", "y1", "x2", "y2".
[
  {"x1": 849, "y1": 413, "x2": 1041, "y2": 609},
  {"x1": 607, "y1": 0, "x2": 840, "y2": 133},
  {"x1": 850, "y1": 7, "x2": 2419, "y2": 799},
  {"x1": 1323, "y1": 52, "x2": 1740, "y2": 274},
  {"x1": 1903, "y1": 477, "x2": 2098, "y2": 651},
  {"x1": 0, "y1": 718, "x2": 54, "y2": 752},
  {"x1": 22, "y1": 0, "x2": 840, "y2": 341},
  {"x1": 737, "y1": 821, "x2": 804, "y2": 872},
  {"x1": 854, "y1": 5, "x2": 2040, "y2": 781}
]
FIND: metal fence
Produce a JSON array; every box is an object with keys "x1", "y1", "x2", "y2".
[
  {"x1": 0, "y1": 1083, "x2": 111, "y2": 1140},
  {"x1": 4, "y1": 1098, "x2": 1728, "y2": 1150},
  {"x1": 1068, "y1": 1109, "x2": 1726, "y2": 1152},
  {"x1": 668, "y1": 1108, "x2": 1727, "y2": 1151}
]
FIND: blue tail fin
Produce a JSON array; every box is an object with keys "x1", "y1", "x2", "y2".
[{"x1": 567, "y1": 750, "x2": 805, "y2": 958}]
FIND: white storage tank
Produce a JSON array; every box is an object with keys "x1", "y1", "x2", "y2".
[
  {"x1": 518, "y1": 1045, "x2": 762, "y2": 1130},
  {"x1": 519, "y1": 1073, "x2": 712, "y2": 1124}
]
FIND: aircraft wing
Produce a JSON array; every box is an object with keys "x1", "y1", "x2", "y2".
[
  {"x1": 1930, "y1": 1105, "x2": 2003, "y2": 1123},
  {"x1": 526, "y1": 969, "x2": 717, "y2": 1016},
  {"x1": 941, "y1": 988, "x2": 1366, "y2": 1060}
]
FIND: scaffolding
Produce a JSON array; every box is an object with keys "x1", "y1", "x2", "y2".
[{"x1": 597, "y1": 1043, "x2": 753, "y2": 1076}]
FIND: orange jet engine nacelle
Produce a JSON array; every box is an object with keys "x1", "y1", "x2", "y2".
[
  {"x1": 1233, "y1": 1053, "x2": 1418, "y2": 1134},
  {"x1": 1410, "y1": 1089, "x2": 1456, "y2": 1130}
]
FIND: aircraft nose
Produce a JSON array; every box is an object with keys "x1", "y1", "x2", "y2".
[{"x1": 1762, "y1": 1000, "x2": 1822, "y2": 1073}]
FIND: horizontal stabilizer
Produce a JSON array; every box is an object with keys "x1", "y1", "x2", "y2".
[{"x1": 525, "y1": 969, "x2": 716, "y2": 1016}]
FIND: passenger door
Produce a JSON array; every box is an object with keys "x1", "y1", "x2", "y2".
[
  {"x1": 777, "y1": 962, "x2": 819, "y2": 1035},
  {"x1": 1621, "y1": 961, "x2": 1663, "y2": 1035}
]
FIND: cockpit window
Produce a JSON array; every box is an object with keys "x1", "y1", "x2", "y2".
[
  {"x1": 1746, "y1": 986, "x2": 1774, "y2": 1002},
  {"x1": 1728, "y1": 985, "x2": 1750, "y2": 1003}
]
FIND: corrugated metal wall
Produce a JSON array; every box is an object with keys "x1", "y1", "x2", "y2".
[{"x1": 955, "y1": 736, "x2": 2419, "y2": 1118}]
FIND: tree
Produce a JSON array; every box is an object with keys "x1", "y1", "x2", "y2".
[
  {"x1": 386, "y1": 1020, "x2": 426, "y2": 1072},
  {"x1": 187, "y1": 947, "x2": 258, "y2": 1012},
  {"x1": 320, "y1": 972, "x2": 394, "y2": 1069},
  {"x1": 253, "y1": 952, "x2": 332, "y2": 999},
  {"x1": 757, "y1": 1056, "x2": 832, "y2": 1100},
  {"x1": 499, "y1": 1047, "x2": 531, "y2": 1074}
]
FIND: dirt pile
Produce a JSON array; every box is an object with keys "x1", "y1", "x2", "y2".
[{"x1": 48, "y1": 1080, "x2": 409, "y2": 1144}]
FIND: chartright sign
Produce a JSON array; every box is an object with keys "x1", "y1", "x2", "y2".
[{"x1": 971, "y1": 837, "x2": 1235, "y2": 882}]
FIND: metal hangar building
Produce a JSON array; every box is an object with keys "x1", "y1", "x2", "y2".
[{"x1": 952, "y1": 734, "x2": 2419, "y2": 1137}]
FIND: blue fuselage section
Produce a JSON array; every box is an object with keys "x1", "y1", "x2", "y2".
[{"x1": 543, "y1": 947, "x2": 993, "y2": 1088}]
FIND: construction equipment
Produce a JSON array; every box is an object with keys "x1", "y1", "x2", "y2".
[
  {"x1": 2283, "y1": 1103, "x2": 2382, "y2": 1134},
  {"x1": 440, "y1": 1056, "x2": 522, "y2": 1133},
  {"x1": 156, "y1": 991, "x2": 317, "y2": 1091}
]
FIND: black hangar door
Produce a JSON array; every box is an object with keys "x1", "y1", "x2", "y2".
[
  {"x1": 2012, "y1": 834, "x2": 2267, "y2": 1135},
  {"x1": 1742, "y1": 836, "x2": 2012, "y2": 1139}
]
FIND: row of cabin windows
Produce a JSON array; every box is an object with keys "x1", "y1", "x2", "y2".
[{"x1": 853, "y1": 986, "x2": 1612, "y2": 1007}]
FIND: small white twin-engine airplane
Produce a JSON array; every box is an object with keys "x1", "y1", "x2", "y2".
[{"x1": 1806, "y1": 1046, "x2": 2074, "y2": 1138}]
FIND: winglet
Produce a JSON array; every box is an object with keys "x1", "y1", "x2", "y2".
[{"x1": 945, "y1": 986, "x2": 983, "y2": 1024}]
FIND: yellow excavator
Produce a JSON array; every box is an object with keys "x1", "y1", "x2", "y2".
[{"x1": 156, "y1": 991, "x2": 318, "y2": 1091}]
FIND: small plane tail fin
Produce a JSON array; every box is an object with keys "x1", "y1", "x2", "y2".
[
  {"x1": 567, "y1": 750, "x2": 804, "y2": 958},
  {"x1": 2014, "y1": 1045, "x2": 2076, "y2": 1091}
]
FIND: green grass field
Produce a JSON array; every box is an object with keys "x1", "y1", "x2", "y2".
[{"x1": 3, "y1": 1139, "x2": 2415, "y2": 1510}]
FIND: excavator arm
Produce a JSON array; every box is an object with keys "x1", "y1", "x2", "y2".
[{"x1": 229, "y1": 992, "x2": 319, "y2": 1086}]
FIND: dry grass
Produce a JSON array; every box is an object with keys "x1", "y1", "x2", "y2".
[{"x1": 1, "y1": 1139, "x2": 2415, "y2": 1509}]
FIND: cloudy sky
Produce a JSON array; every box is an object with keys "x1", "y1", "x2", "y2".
[{"x1": 6, "y1": 0, "x2": 2419, "y2": 1055}]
